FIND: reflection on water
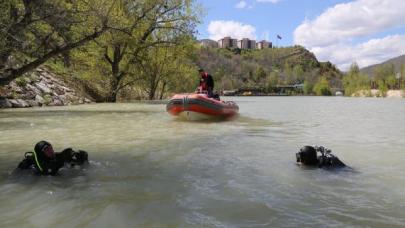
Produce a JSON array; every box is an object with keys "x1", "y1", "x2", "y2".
[{"x1": 1, "y1": 98, "x2": 405, "y2": 227}]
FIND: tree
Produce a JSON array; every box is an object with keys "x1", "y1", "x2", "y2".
[
  {"x1": 343, "y1": 63, "x2": 370, "y2": 96},
  {"x1": 303, "y1": 80, "x2": 313, "y2": 95},
  {"x1": 98, "y1": 0, "x2": 199, "y2": 102},
  {"x1": 293, "y1": 65, "x2": 304, "y2": 83},
  {"x1": 375, "y1": 64, "x2": 395, "y2": 78},
  {"x1": 386, "y1": 75, "x2": 397, "y2": 89},
  {"x1": 284, "y1": 62, "x2": 295, "y2": 84},
  {"x1": 313, "y1": 77, "x2": 331, "y2": 96},
  {"x1": 0, "y1": 0, "x2": 121, "y2": 86},
  {"x1": 265, "y1": 71, "x2": 278, "y2": 92},
  {"x1": 137, "y1": 36, "x2": 196, "y2": 100},
  {"x1": 377, "y1": 79, "x2": 388, "y2": 96},
  {"x1": 254, "y1": 66, "x2": 267, "y2": 83}
]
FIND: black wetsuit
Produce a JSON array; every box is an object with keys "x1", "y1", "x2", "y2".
[
  {"x1": 18, "y1": 148, "x2": 88, "y2": 175},
  {"x1": 318, "y1": 154, "x2": 346, "y2": 169},
  {"x1": 206, "y1": 74, "x2": 214, "y2": 91},
  {"x1": 296, "y1": 146, "x2": 347, "y2": 169}
]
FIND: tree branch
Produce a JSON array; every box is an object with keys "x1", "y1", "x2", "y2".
[{"x1": 0, "y1": 27, "x2": 107, "y2": 86}]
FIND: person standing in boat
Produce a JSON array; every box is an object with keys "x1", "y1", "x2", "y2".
[{"x1": 198, "y1": 68, "x2": 214, "y2": 98}]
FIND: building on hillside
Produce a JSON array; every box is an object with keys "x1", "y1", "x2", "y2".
[
  {"x1": 256, "y1": 40, "x2": 272, "y2": 49},
  {"x1": 216, "y1": 37, "x2": 272, "y2": 50},
  {"x1": 237, "y1": 38, "x2": 256, "y2": 49},
  {"x1": 199, "y1": 39, "x2": 218, "y2": 48},
  {"x1": 218, "y1": 37, "x2": 238, "y2": 48}
]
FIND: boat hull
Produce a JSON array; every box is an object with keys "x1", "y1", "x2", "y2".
[{"x1": 166, "y1": 94, "x2": 239, "y2": 120}]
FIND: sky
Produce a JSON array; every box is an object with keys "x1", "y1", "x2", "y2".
[{"x1": 195, "y1": 0, "x2": 405, "y2": 71}]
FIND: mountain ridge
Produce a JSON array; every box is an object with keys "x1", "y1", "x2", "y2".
[{"x1": 361, "y1": 54, "x2": 405, "y2": 76}]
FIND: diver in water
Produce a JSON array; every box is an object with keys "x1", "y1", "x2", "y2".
[
  {"x1": 17, "y1": 141, "x2": 89, "y2": 175},
  {"x1": 296, "y1": 145, "x2": 346, "y2": 168}
]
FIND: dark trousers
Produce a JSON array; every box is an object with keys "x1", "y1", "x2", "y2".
[{"x1": 207, "y1": 88, "x2": 213, "y2": 98}]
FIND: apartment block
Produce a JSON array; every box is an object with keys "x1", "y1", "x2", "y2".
[
  {"x1": 216, "y1": 37, "x2": 272, "y2": 50},
  {"x1": 218, "y1": 37, "x2": 238, "y2": 48},
  {"x1": 200, "y1": 39, "x2": 218, "y2": 48},
  {"x1": 256, "y1": 40, "x2": 272, "y2": 49},
  {"x1": 237, "y1": 38, "x2": 256, "y2": 49}
]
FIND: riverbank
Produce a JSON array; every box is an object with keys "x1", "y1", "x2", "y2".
[
  {"x1": 0, "y1": 68, "x2": 92, "y2": 108},
  {"x1": 352, "y1": 89, "x2": 405, "y2": 98},
  {"x1": 386, "y1": 90, "x2": 405, "y2": 98}
]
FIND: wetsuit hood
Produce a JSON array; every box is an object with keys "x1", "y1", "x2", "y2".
[
  {"x1": 297, "y1": 146, "x2": 318, "y2": 166},
  {"x1": 33, "y1": 141, "x2": 53, "y2": 173},
  {"x1": 34, "y1": 141, "x2": 51, "y2": 159}
]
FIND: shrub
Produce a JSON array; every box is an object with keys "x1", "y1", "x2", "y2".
[
  {"x1": 15, "y1": 77, "x2": 28, "y2": 87},
  {"x1": 313, "y1": 77, "x2": 331, "y2": 96}
]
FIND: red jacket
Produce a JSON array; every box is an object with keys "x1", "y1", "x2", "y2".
[{"x1": 199, "y1": 72, "x2": 214, "y2": 90}]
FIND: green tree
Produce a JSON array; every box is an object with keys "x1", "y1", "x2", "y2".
[
  {"x1": 0, "y1": 0, "x2": 120, "y2": 86},
  {"x1": 377, "y1": 79, "x2": 388, "y2": 96},
  {"x1": 374, "y1": 64, "x2": 395, "y2": 79},
  {"x1": 343, "y1": 63, "x2": 370, "y2": 96},
  {"x1": 386, "y1": 75, "x2": 397, "y2": 89},
  {"x1": 293, "y1": 65, "x2": 304, "y2": 83},
  {"x1": 283, "y1": 62, "x2": 295, "y2": 84},
  {"x1": 254, "y1": 66, "x2": 267, "y2": 83},
  {"x1": 303, "y1": 80, "x2": 313, "y2": 95},
  {"x1": 313, "y1": 77, "x2": 331, "y2": 96},
  {"x1": 137, "y1": 36, "x2": 197, "y2": 100},
  {"x1": 102, "y1": 0, "x2": 199, "y2": 102},
  {"x1": 67, "y1": 0, "x2": 199, "y2": 102},
  {"x1": 265, "y1": 71, "x2": 279, "y2": 92}
]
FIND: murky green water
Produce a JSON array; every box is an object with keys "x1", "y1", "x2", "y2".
[{"x1": 1, "y1": 97, "x2": 405, "y2": 227}]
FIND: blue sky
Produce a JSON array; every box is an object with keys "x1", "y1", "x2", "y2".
[{"x1": 195, "y1": 0, "x2": 405, "y2": 70}]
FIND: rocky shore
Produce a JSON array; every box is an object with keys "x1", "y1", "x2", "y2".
[
  {"x1": 352, "y1": 89, "x2": 405, "y2": 98},
  {"x1": 0, "y1": 68, "x2": 92, "y2": 108}
]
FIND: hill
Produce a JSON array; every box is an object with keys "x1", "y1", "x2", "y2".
[
  {"x1": 361, "y1": 55, "x2": 405, "y2": 76},
  {"x1": 194, "y1": 45, "x2": 343, "y2": 94}
]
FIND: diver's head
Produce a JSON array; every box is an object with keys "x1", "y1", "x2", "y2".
[
  {"x1": 296, "y1": 146, "x2": 318, "y2": 166},
  {"x1": 34, "y1": 141, "x2": 55, "y2": 160}
]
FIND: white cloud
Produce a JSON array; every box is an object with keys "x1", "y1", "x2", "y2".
[
  {"x1": 208, "y1": 20, "x2": 256, "y2": 40},
  {"x1": 257, "y1": 0, "x2": 281, "y2": 3},
  {"x1": 313, "y1": 35, "x2": 405, "y2": 70},
  {"x1": 236, "y1": 0, "x2": 247, "y2": 9},
  {"x1": 293, "y1": 0, "x2": 405, "y2": 70}
]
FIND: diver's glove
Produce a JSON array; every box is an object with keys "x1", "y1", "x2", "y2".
[
  {"x1": 60, "y1": 148, "x2": 74, "y2": 162},
  {"x1": 59, "y1": 148, "x2": 88, "y2": 165},
  {"x1": 71, "y1": 150, "x2": 88, "y2": 165}
]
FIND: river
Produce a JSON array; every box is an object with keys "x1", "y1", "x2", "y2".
[{"x1": 1, "y1": 97, "x2": 404, "y2": 227}]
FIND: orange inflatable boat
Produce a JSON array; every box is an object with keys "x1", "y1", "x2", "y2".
[{"x1": 166, "y1": 93, "x2": 239, "y2": 120}]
